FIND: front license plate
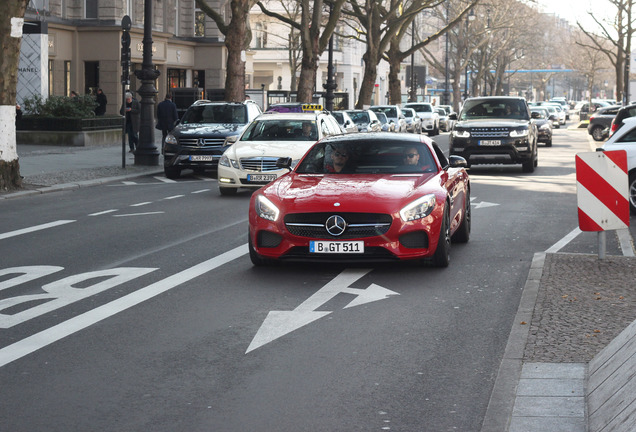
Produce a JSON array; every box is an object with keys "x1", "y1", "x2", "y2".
[
  {"x1": 479, "y1": 140, "x2": 501, "y2": 146},
  {"x1": 309, "y1": 241, "x2": 364, "y2": 254},
  {"x1": 189, "y1": 155, "x2": 215, "y2": 161},
  {"x1": 247, "y1": 174, "x2": 277, "y2": 182}
]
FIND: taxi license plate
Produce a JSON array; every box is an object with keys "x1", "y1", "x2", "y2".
[
  {"x1": 479, "y1": 140, "x2": 501, "y2": 146},
  {"x1": 247, "y1": 174, "x2": 277, "y2": 182},
  {"x1": 310, "y1": 241, "x2": 364, "y2": 254},
  {"x1": 189, "y1": 155, "x2": 215, "y2": 161}
]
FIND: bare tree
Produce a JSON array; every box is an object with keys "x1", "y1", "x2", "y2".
[
  {"x1": 195, "y1": 0, "x2": 257, "y2": 102},
  {"x1": 576, "y1": 0, "x2": 636, "y2": 103},
  {"x1": 256, "y1": 0, "x2": 347, "y2": 102},
  {"x1": 0, "y1": 0, "x2": 28, "y2": 191},
  {"x1": 384, "y1": 0, "x2": 479, "y2": 106}
]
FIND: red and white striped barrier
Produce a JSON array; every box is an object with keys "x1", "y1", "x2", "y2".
[{"x1": 576, "y1": 150, "x2": 629, "y2": 232}]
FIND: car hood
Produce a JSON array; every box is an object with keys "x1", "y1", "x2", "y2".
[
  {"x1": 230, "y1": 140, "x2": 317, "y2": 160},
  {"x1": 455, "y1": 119, "x2": 529, "y2": 128},
  {"x1": 174, "y1": 123, "x2": 245, "y2": 137},
  {"x1": 264, "y1": 172, "x2": 439, "y2": 213}
]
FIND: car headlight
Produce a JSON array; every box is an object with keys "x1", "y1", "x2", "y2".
[
  {"x1": 400, "y1": 194, "x2": 437, "y2": 222},
  {"x1": 452, "y1": 129, "x2": 470, "y2": 138},
  {"x1": 165, "y1": 134, "x2": 177, "y2": 145},
  {"x1": 255, "y1": 195, "x2": 280, "y2": 221},
  {"x1": 510, "y1": 129, "x2": 529, "y2": 137},
  {"x1": 219, "y1": 154, "x2": 239, "y2": 169}
]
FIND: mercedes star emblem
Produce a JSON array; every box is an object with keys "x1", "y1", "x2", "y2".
[{"x1": 325, "y1": 215, "x2": 347, "y2": 236}]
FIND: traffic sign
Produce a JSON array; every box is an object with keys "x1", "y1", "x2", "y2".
[{"x1": 576, "y1": 150, "x2": 629, "y2": 231}]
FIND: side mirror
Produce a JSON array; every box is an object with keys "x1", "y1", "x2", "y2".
[
  {"x1": 448, "y1": 155, "x2": 468, "y2": 168},
  {"x1": 531, "y1": 112, "x2": 540, "y2": 119},
  {"x1": 448, "y1": 113, "x2": 458, "y2": 120},
  {"x1": 225, "y1": 135, "x2": 238, "y2": 145},
  {"x1": 276, "y1": 157, "x2": 293, "y2": 171}
]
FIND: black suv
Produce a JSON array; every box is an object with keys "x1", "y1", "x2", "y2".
[
  {"x1": 449, "y1": 96, "x2": 538, "y2": 172},
  {"x1": 163, "y1": 100, "x2": 262, "y2": 179}
]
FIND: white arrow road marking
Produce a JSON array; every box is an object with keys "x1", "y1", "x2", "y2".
[
  {"x1": 472, "y1": 201, "x2": 499, "y2": 209},
  {"x1": 246, "y1": 268, "x2": 399, "y2": 353}
]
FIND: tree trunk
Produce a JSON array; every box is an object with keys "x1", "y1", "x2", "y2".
[
  {"x1": 356, "y1": 51, "x2": 379, "y2": 108},
  {"x1": 387, "y1": 43, "x2": 402, "y2": 105},
  {"x1": 224, "y1": 0, "x2": 250, "y2": 102},
  {"x1": 0, "y1": 0, "x2": 28, "y2": 191}
]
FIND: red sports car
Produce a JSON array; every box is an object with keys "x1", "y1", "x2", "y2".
[{"x1": 248, "y1": 133, "x2": 471, "y2": 266}]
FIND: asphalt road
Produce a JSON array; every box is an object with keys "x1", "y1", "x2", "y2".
[{"x1": 0, "y1": 125, "x2": 615, "y2": 431}]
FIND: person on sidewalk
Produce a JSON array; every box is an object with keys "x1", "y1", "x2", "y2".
[
  {"x1": 156, "y1": 93, "x2": 178, "y2": 146},
  {"x1": 94, "y1": 88, "x2": 107, "y2": 116},
  {"x1": 120, "y1": 92, "x2": 140, "y2": 153}
]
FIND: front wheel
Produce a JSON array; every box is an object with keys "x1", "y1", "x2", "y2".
[
  {"x1": 431, "y1": 207, "x2": 451, "y2": 267},
  {"x1": 249, "y1": 234, "x2": 268, "y2": 266},
  {"x1": 630, "y1": 172, "x2": 636, "y2": 215},
  {"x1": 219, "y1": 187, "x2": 238, "y2": 196},
  {"x1": 164, "y1": 166, "x2": 181, "y2": 179},
  {"x1": 452, "y1": 190, "x2": 471, "y2": 243}
]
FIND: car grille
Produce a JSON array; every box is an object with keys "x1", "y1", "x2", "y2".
[
  {"x1": 241, "y1": 157, "x2": 280, "y2": 172},
  {"x1": 284, "y1": 213, "x2": 392, "y2": 239},
  {"x1": 470, "y1": 127, "x2": 510, "y2": 138},
  {"x1": 178, "y1": 138, "x2": 226, "y2": 148}
]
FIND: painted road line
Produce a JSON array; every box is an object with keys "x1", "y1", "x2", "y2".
[
  {"x1": 0, "y1": 220, "x2": 75, "y2": 241},
  {"x1": 113, "y1": 212, "x2": 164, "y2": 217},
  {"x1": 89, "y1": 210, "x2": 118, "y2": 216},
  {"x1": 0, "y1": 244, "x2": 248, "y2": 368},
  {"x1": 545, "y1": 227, "x2": 581, "y2": 254}
]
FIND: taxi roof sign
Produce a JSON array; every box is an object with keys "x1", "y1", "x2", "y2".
[{"x1": 302, "y1": 104, "x2": 323, "y2": 111}]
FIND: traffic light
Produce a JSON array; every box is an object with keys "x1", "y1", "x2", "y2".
[{"x1": 121, "y1": 28, "x2": 131, "y2": 85}]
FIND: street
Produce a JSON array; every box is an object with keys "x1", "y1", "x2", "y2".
[{"x1": 0, "y1": 127, "x2": 626, "y2": 431}]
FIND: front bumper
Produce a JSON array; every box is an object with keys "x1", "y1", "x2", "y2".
[
  {"x1": 163, "y1": 144, "x2": 226, "y2": 170},
  {"x1": 218, "y1": 164, "x2": 286, "y2": 190},
  {"x1": 450, "y1": 137, "x2": 534, "y2": 165}
]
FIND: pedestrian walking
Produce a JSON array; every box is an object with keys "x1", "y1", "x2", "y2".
[
  {"x1": 120, "y1": 92, "x2": 140, "y2": 153},
  {"x1": 156, "y1": 93, "x2": 178, "y2": 146},
  {"x1": 95, "y1": 88, "x2": 107, "y2": 116}
]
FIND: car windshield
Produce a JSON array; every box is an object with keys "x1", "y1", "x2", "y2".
[
  {"x1": 376, "y1": 113, "x2": 389, "y2": 124},
  {"x1": 403, "y1": 110, "x2": 413, "y2": 118},
  {"x1": 406, "y1": 104, "x2": 432, "y2": 112},
  {"x1": 531, "y1": 109, "x2": 547, "y2": 119},
  {"x1": 296, "y1": 140, "x2": 438, "y2": 174},
  {"x1": 460, "y1": 100, "x2": 529, "y2": 120},
  {"x1": 240, "y1": 119, "x2": 318, "y2": 141},
  {"x1": 181, "y1": 104, "x2": 247, "y2": 124},
  {"x1": 347, "y1": 111, "x2": 371, "y2": 124}
]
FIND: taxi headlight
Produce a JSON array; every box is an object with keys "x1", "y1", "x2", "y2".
[
  {"x1": 219, "y1": 154, "x2": 239, "y2": 169},
  {"x1": 400, "y1": 194, "x2": 437, "y2": 222},
  {"x1": 255, "y1": 195, "x2": 280, "y2": 221}
]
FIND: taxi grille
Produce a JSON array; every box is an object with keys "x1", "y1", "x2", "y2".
[
  {"x1": 470, "y1": 128, "x2": 510, "y2": 138},
  {"x1": 241, "y1": 157, "x2": 280, "y2": 172},
  {"x1": 178, "y1": 138, "x2": 226, "y2": 148},
  {"x1": 284, "y1": 213, "x2": 392, "y2": 239}
]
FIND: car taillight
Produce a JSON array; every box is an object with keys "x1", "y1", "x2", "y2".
[{"x1": 610, "y1": 120, "x2": 618, "y2": 135}]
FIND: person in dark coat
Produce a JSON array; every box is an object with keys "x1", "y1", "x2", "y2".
[
  {"x1": 120, "y1": 92, "x2": 140, "y2": 152},
  {"x1": 156, "y1": 93, "x2": 179, "y2": 145},
  {"x1": 95, "y1": 88, "x2": 107, "y2": 116}
]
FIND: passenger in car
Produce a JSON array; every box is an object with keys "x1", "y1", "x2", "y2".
[{"x1": 326, "y1": 145, "x2": 354, "y2": 173}]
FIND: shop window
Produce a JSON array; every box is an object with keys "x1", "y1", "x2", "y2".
[
  {"x1": 193, "y1": 70, "x2": 205, "y2": 89},
  {"x1": 85, "y1": 61, "x2": 99, "y2": 95},
  {"x1": 168, "y1": 69, "x2": 187, "y2": 89}
]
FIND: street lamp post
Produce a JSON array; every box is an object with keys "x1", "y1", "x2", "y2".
[
  {"x1": 323, "y1": 4, "x2": 337, "y2": 111},
  {"x1": 133, "y1": 0, "x2": 160, "y2": 166},
  {"x1": 443, "y1": 0, "x2": 450, "y2": 105},
  {"x1": 464, "y1": 10, "x2": 475, "y2": 100}
]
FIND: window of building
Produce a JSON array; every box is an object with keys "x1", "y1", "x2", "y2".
[
  {"x1": 64, "y1": 61, "x2": 71, "y2": 96},
  {"x1": 85, "y1": 61, "x2": 99, "y2": 95},
  {"x1": 174, "y1": 0, "x2": 179, "y2": 37},
  {"x1": 48, "y1": 59, "x2": 54, "y2": 96},
  {"x1": 85, "y1": 0, "x2": 98, "y2": 19},
  {"x1": 254, "y1": 22, "x2": 267, "y2": 48},
  {"x1": 168, "y1": 69, "x2": 187, "y2": 89},
  {"x1": 195, "y1": 10, "x2": 205, "y2": 37}
]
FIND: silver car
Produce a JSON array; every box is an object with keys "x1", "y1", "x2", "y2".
[{"x1": 369, "y1": 105, "x2": 407, "y2": 133}]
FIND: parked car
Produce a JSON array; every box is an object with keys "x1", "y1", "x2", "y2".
[
  {"x1": 403, "y1": 102, "x2": 440, "y2": 136},
  {"x1": 248, "y1": 133, "x2": 470, "y2": 267},
  {"x1": 163, "y1": 100, "x2": 262, "y2": 179},
  {"x1": 402, "y1": 107, "x2": 422, "y2": 133},
  {"x1": 588, "y1": 105, "x2": 621, "y2": 141},
  {"x1": 375, "y1": 112, "x2": 395, "y2": 132},
  {"x1": 436, "y1": 107, "x2": 451, "y2": 132},
  {"x1": 217, "y1": 110, "x2": 343, "y2": 195},
  {"x1": 369, "y1": 105, "x2": 407, "y2": 133},
  {"x1": 439, "y1": 105, "x2": 457, "y2": 130},
  {"x1": 600, "y1": 116, "x2": 636, "y2": 214},
  {"x1": 345, "y1": 109, "x2": 382, "y2": 132},
  {"x1": 448, "y1": 96, "x2": 539, "y2": 172},
  {"x1": 530, "y1": 107, "x2": 553, "y2": 147},
  {"x1": 542, "y1": 105, "x2": 562, "y2": 129},
  {"x1": 609, "y1": 103, "x2": 636, "y2": 137},
  {"x1": 332, "y1": 110, "x2": 358, "y2": 133}
]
